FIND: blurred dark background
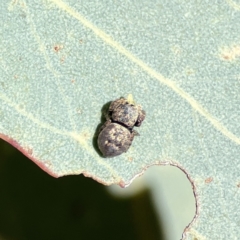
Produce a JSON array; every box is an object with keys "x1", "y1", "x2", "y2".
[{"x1": 0, "y1": 139, "x2": 163, "y2": 240}]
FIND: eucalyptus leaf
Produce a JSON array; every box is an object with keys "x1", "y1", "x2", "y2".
[{"x1": 1, "y1": 0, "x2": 240, "y2": 239}]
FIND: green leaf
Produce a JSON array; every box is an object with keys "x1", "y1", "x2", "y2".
[{"x1": 1, "y1": 0, "x2": 240, "y2": 239}]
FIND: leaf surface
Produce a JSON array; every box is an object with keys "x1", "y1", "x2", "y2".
[{"x1": 1, "y1": 0, "x2": 240, "y2": 239}]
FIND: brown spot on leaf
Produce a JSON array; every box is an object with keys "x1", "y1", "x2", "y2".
[
  {"x1": 220, "y1": 45, "x2": 240, "y2": 61},
  {"x1": 205, "y1": 177, "x2": 213, "y2": 184},
  {"x1": 53, "y1": 44, "x2": 63, "y2": 53},
  {"x1": 186, "y1": 68, "x2": 195, "y2": 75}
]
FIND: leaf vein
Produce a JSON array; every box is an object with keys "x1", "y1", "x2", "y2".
[{"x1": 50, "y1": 0, "x2": 240, "y2": 145}]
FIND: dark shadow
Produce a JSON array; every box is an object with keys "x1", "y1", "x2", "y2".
[
  {"x1": 92, "y1": 101, "x2": 112, "y2": 157},
  {"x1": 0, "y1": 139, "x2": 164, "y2": 240}
]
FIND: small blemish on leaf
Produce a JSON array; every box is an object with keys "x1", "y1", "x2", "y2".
[
  {"x1": 8, "y1": 0, "x2": 19, "y2": 11},
  {"x1": 60, "y1": 56, "x2": 65, "y2": 63},
  {"x1": 53, "y1": 44, "x2": 63, "y2": 53},
  {"x1": 171, "y1": 45, "x2": 182, "y2": 55},
  {"x1": 205, "y1": 177, "x2": 213, "y2": 184},
  {"x1": 76, "y1": 108, "x2": 82, "y2": 114},
  {"x1": 185, "y1": 67, "x2": 195, "y2": 76},
  {"x1": 219, "y1": 45, "x2": 240, "y2": 61},
  {"x1": 26, "y1": 147, "x2": 33, "y2": 156},
  {"x1": 81, "y1": 131, "x2": 91, "y2": 141},
  {"x1": 43, "y1": 160, "x2": 52, "y2": 169}
]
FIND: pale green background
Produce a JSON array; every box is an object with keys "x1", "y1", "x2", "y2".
[{"x1": 0, "y1": 0, "x2": 240, "y2": 239}]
